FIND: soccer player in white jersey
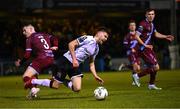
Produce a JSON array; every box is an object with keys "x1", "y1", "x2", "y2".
[{"x1": 28, "y1": 27, "x2": 109, "y2": 92}]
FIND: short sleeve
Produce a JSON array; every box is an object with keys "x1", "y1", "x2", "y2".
[
  {"x1": 137, "y1": 21, "x2": 144, "y2": 36},
  {"x1": 26, "y1": 38, "x2": 32, "y2": 52},
  {"x1": 76, "y1": 35, "x2": 88, "y2": 46},
  {"x1": 91, "y1": 46, "x2": 99, "y2": 61}
]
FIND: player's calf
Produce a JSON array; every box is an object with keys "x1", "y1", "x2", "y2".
[{"x1": 50, "y1": 79, "x2": 60, "y2": 89}]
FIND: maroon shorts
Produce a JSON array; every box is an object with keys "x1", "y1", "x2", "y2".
[
  {"x1": 128, "y1": 52, "x2": 140, "y2": 65},
  {"x1": 30, "y1": 57, "x2": 54, "y2": 74},
  {"x1": 140, "y1": 48, "x2": 158, "y2": 65}
]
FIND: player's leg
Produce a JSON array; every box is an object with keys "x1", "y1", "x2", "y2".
[
  {"x1": 23, "y1": 66, "x2": 38, "y2": 89},
  {"x1": 132, "y1": 62, "x2": 141, "y2": 87},
  {"x1": 30, "y1": 64, "x2": 61, "y2": 88},
  {"x1": 128, "y1": 52, "x2": 141, "y2": 87},
  {"x1": 148, "y1": 63, "x2": 161, "y2": 90},
  {"x1": 147, "y1": 50, "x2": 161, "y2": 90},
  {"x1": 22, "y1": 66, "x2": 40, "y2": 99},
  {"x1": 51, "y1": 74, "x2": 82, "y2": 92},
  {"x1": 63, "y1": 64, "x2": 83, "y2": 92},
  {"x1": 149, "y1": 64, "x2": 160, "y2": 84},
  {"x1": 34, "y1": 56, "x2": 70, "y2": 90},
  {"x1": 138, "y1": 48, "x2": 158, "y2": 77},
  {"x1": 71, "y1": 76, "x2": 82, "y2": 92},
  {"x1": 140, "y1": 48, "x2": 161, "y2": 90},
  {"x1": 24, "y1": 58, "x2": 54, "y2": 98},
  {"x1": 50, "y1": 70, "x2": 68, "y2": 89},
  {"x1": 31, "y1": 70, "x2": 66, "y2": 89}
]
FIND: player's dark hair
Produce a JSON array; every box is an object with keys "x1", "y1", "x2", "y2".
[
  {"x1": 94, "y1": 26, "x2": 110, "y2": 36},
  {"x1": 22, "y1": 22, "x2": 34, "y2": 27},
  {"x1": 145, "y1": 8, "x2": 155, "y2": 13},
  {"x1": 128, "y1": 20, "x2": 136, "y2": 25},
  {"x1": 21, "y1": 22, "x2": 38, "y2": 31}
]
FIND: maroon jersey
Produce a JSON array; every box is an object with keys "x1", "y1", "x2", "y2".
[
  {"x1": 24, "y1": 32, "x2": 58, "y2": 60},
  {"x1": 123, "y1": 32, "x2": 139, "y2": 55},
  {"x1": 136, "y1": 19, "x2": 156, "y2": 51},
  {"x1": 137, "y1": 19, "x2": 158, "y2": 65},
  {"x1": 21, "y1": 32, "x2": 58, "y2": 73},
  {"x1": 123, "y1": 32, "x2": 140, "y2": 65}
]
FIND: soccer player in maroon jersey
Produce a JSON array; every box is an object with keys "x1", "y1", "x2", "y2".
[
  {"x1": 133, "y1": 9, "x2": 174, "y2": 90},
  {"x1": 123, "y1": 20, "x2": 152, "y2": 87},
  {"x1": 15, "y1": 24, "x2": 58, "y2": 98}
]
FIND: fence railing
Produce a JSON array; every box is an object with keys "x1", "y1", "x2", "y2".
[{"x1": 0, "y1": 61, "x2": 19, "y2": 76}]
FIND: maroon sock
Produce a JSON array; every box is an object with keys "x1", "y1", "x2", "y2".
[
  {"x1": 149, "y1": 71, "x2": 157, "y2": 84},
  {"x1": 23, "y1": 76, "x2": 31, "y2": 83},
  {"x1": 138, "y1": 68, "x2": 154, "y2": 78},
  {"x1": 23, "y1": 76, "x2": 37, "y2": 89}
]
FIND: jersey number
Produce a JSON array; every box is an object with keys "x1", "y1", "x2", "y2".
[
  {"x1": 39, "y1": 36, "x2": 49, "y2": 49},
  {"x1": 130, "y1": 40, "x2": 138, "y2": 48}
]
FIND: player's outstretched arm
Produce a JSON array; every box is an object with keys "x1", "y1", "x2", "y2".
[
  {"x1": 50, "y1": 35, "x2": 59, "y2": 51},
  {"x1": 89, "y1": 57, "x2": 104, "y2": 85},
  {"x1": 50, "y1": 46, "x2": 58, "y2": 51},
  {"x1": 155, "y1": 31, "x2": 174, "y2": 42}
]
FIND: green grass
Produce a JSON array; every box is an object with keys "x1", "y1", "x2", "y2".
[{"x1": 0, "y1": 70, "x2": 180, "y2": 108}]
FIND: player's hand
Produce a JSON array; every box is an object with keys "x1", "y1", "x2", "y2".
[
  {"x1": 50, "y1": 46, "x2": 58, "y2": 51},
  {"x1": 145, "y1": 44, "x2": 153, "y2": 50},
  {"x1": 131, "y1": 48, "x2": 136, "y2": 53},
  {"x1": 72, "y1": 59, "x2": 79, "y2": 68},
  {"x1": 15, "y1": 59, "x2": 21, "y2": 67},
  {"x1": 165, "y1": 35, "x2": 174, "y2": 42},
  {"x1": 95, "y1": 76, "x2": 104, "y2": 85}
]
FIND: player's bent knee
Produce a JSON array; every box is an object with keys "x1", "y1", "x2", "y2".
[
  {"x1": 72, "y1": 86, "x2": 81, "y2": 92},
  {"x1": 23, "y1": 67, "x2": 36, "y2": 78}
]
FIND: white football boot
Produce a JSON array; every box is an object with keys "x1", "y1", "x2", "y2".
[
  {"x1": 148, "y1": 84, "x2": 162, "y2": 90},
  {"x1": 27, "y1": 87, "x2": 40, "y2": 99},
  {"x1": 132, "y1": 81, "x2": 136, "y2": 86},
  {"x1": 132, "y1": 74, "x2": 140, "y2": 87}
]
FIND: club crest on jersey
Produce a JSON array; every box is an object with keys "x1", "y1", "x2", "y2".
[
  {"x1": 138, "y1": 26, "x2": 143, "y2": 32},
  {"x1": 77, "y1": 36, "x2": 87, "y2": 43}
]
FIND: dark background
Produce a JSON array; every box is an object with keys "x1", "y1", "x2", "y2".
[{"x1": 0, "y1": 0, "x2": 179, "y2": 74}]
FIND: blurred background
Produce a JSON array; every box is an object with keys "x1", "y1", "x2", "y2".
[{"x1": 0, "y1": 0, "x2": 179, "y2": 76}]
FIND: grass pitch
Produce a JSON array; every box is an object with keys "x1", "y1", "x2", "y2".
[{"x1": 0, "y1": 70, "x2": 180, "y2": 108}]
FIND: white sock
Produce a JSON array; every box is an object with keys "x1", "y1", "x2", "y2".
[
  {"x1": 133, "y1": 73, "x2": 139, "y2": 79},
  {"x1": 31, "y1": 79, "x2": 51, "y2": 87},
  {"x1": 68, "y1": 81, "x2": 72, "y2": 89},
  {"x1": 149, "y1": 84, "x2": 155, "y2": 87}
]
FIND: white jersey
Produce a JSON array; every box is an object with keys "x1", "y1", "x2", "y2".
[{"x1": 64, "y1": 35, "x2": 99, "y2": 64}]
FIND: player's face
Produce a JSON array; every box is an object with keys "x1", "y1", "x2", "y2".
[
  {"x1": 97, "y1": 31, "x2": 108, "y2": 44},
  {"x1": 129, "y1": 22, "x2": 136, "y2": 32},
  {"x1": 146, "y1": 10, "x2": 155, "y2": 22},
  {"x1": 22, "y1": 26, "x2": 34, "y2": 38}
]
